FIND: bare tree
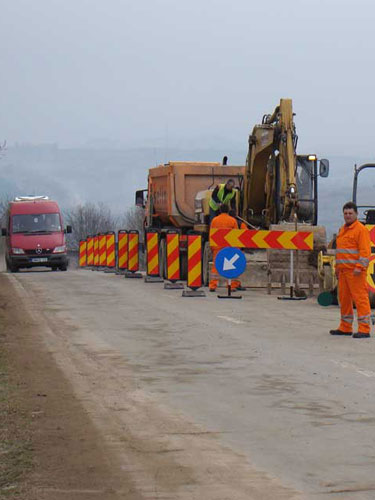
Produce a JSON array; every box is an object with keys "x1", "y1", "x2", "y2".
[
  {"x1": 65, "y1": 202, "x2": 118, "y2": 250},
  {"x1": 121, "y1": 206, "x2": 145, "y2": 233},
  {"x1": 0, "y1": 194, "x2": 11, "y2": 227}
]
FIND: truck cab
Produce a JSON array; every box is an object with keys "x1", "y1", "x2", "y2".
[{"x1": 2, "y1": 196, "x2": 72, "y2": 272}]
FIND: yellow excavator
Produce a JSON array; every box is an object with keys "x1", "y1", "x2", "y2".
[
  {"x1": 238, "y1": 99, "x2": 330, "y2": 293},
  {"x1": 242, "y1": 98, "x2": 329, "y2": 228},
  {"x1": 195, "y1": 98, "x2": 330, "y2": 290}
]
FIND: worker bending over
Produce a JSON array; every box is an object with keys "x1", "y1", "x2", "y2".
[
  {"x1": 209, "y1": 179, "x2": 237, "y2": 221},
  {"x1": 209, "y1": 204, "x2": 244, "y2": 292},
  {"x1": 330, "y1": 201, "x2": 371, "y2": 338}
]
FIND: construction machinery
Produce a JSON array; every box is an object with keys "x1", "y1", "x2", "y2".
[
  {"x1": 242, "y1": 99, "x2": 329, "y2": 227},
  {"x1": 135, "y1": 161, "x2": 244, "y2": 281},
  {"x1": 319, "y1": 163, "x2": 375, "y2": 305},
  {"x1": 136, "y1": 99, "x2": 329, "y2": 289},
  {"x1": 239, "y1": 98, "x2": 330, "y2": 291}
]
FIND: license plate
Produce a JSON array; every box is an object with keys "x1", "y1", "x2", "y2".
[{"x1": 31, "y1": 258, "x2": 48, "y2": 263}]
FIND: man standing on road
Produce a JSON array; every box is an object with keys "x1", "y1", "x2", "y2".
[
  {"x1": 330, "y1": 202, "x2": 372, "y2": 338},
  {"x1": 209, "y1": 204, "x2": 244, "y2": 292},
  {"x1": 209, "y1": 179, "x2": 237, "y2": 222}
]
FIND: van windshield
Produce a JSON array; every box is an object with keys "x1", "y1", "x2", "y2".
[{"x1": 12, "y1": 213, "x2": 62, "y2": 234}]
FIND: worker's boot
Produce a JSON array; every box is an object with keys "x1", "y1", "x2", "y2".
[
  {"x1": 329, "y1": 329, "x2": 352, "y2": 336},
  {"x1": 231, "y1": 280, "x2": 245, "y2": 291},
  {"x1": 352, "y1": 332, "x2": 371, "y2": 338}
]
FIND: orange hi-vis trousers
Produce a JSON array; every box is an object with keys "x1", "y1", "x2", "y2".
[
  {"x1": 338, "y1": 269, "x2": 371, "y2": 334},
  {"x1": 209, "y1": 248, "x2": 241, "y2": 291}
]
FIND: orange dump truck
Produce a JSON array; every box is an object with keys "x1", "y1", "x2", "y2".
[{"x1": 136, "y1": 161, "x2": 244, "y2": 281}]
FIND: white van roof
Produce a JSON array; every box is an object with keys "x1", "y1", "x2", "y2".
[{"x1": 14, "y1": 196, "x2": 50, "y2": 202}]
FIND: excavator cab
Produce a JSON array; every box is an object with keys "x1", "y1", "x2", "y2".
[
  {"x1": 353, "y1": 163, "x2": 375, "y2": 225},
  {"x1": 295, "y1": 155, "x2": 330, "y2": 225},
  {"x1": 364, "y1": 210, "x2": 375, "y2": 225}
]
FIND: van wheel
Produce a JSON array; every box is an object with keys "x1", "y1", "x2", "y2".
[
  {"x1": 6, "y1": 261, "x2": 19, "y2": 273},
  {"x1": 59, "y1": 265, "x2": 68, "y2": 271}
]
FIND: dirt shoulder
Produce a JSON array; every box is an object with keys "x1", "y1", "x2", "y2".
[{"x1": 0, "y1": 273, "x2": 140, "y2": 499}]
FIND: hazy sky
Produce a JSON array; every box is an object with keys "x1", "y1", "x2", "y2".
[{"x1": 1, "y1": 0, "x2": 375, "y2": 157}]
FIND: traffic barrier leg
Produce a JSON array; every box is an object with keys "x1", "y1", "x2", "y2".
[
  {"x1": 182, "y1": 234, "x2": 206, "y2": 297},
  {"x1": 145, "y1": 230, "x2": 163, "y2": 283},
  {"x1": 125, "y1": 230, "x2": 142, "y2": 278}
]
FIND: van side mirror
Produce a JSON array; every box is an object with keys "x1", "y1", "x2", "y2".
[
  {"x1": 1, "y1": 228, "x2": 7, "y2": 236},
  {"x1": 319, "y1": 159, "x2": 329, "y2": 178},
  {"x1": 135, "y1": 189, "x2": 147, "y2": 208},
  {"x1": 66, "y1": 225, "x2": 72, "y2": 234}
]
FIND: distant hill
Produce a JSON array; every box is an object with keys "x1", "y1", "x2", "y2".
[{"x1": 0, "y1": 144, "x2": 373, "y2": 236}]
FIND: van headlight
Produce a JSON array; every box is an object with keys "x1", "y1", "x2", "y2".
[
  {"x1": 12, "y1": 248, "x2": 25, "y2": 254},
  {"x1": 53, "y1": 245, "x2": 66, "y2": 253}
]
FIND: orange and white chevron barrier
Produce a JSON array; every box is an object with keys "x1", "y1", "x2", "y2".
[
  {"x1": 99, "y1": 233, "x2": 107, "y2": 267},
  {"x1": 86, "y1": 236, "x2": 94, "y2": 266},
  {"x1": 79, "y1": 240, "x2": 87, "y2": 267},
  {"x1": 94, "y1": 235, "x2": 99, "y2": 267},
  {"x1": 106, "y1": 232, "x2": 116, "y2": 269},
  {"x1": 117, "y1": 230, "x2": 128, "y2": 271},
  {"x1": 125, "y1": 230, "x2": 142, "y2": 278},
  {"x1": 209, "y1": 228, "x2": 314, "y2": 250},
  {"x1": 182, "y1": 233, "x2": 205, "y2": 297}
]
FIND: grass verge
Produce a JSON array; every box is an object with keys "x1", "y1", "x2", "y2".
[{"x1": 0, "y1": 323, "x2": 33, "y2": 497}]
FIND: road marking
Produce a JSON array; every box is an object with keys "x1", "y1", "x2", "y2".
[
  {"x1": 330, "y1": 359, "x2": 375, "y2": 378},
  {"x1": 217, "y1": 315, "x2": 245, "y2": 325}
]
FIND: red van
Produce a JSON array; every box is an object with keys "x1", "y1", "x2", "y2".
[{"x1": 2, "y1": 196, "x2": 72, "y2": 272}]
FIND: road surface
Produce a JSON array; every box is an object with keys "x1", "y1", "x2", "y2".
[{"x1": 7, "y1": 267, "x2": 375, "y2": 499}]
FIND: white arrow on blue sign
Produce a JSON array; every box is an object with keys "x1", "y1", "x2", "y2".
[{"x1": 215, "y1": 247, "x2": 247, "y2": 279}]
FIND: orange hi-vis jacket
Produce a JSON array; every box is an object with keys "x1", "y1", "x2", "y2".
[
  {"x1": 336, "y1": 220, "x2": 371, "y2": 272},
  {"x1": 209, "y1": 213, "x2": 239, "y2": 290},
  {"x1": 210, "y1": 213, "x2": 238, "y2": 232}
]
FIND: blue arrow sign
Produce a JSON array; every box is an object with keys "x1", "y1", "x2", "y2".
[{"x1": 215, "y1": 247, "x2": 246, "y2": 279}]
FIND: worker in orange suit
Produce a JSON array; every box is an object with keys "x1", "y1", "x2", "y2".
[
  {"x1": 330, "y1": 201, "x2": 372, "y2": 338},
  {"x1": 209, "y1": 204, "x2": 244, "y2": 292}
]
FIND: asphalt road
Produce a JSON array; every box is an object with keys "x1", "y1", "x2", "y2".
[{"x1": 8, "y1": 267, "x2": 375, "y2": 499}]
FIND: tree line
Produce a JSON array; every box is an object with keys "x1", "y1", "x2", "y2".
[{"x1": 65, "y1": 202, "x2": 144, "y2": 250}]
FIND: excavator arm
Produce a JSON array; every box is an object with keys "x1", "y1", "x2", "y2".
[{"x1": 243, "y1": 98, "x2": 298, "y2": 227}]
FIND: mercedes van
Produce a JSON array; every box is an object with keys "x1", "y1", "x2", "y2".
[{"x1": 2, "y1": 196, "x2": 72, "y2": 272}]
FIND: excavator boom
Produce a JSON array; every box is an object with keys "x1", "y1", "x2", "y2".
[{"x1": 243, "y1": 98, "x2": 299, "y2": 227}]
